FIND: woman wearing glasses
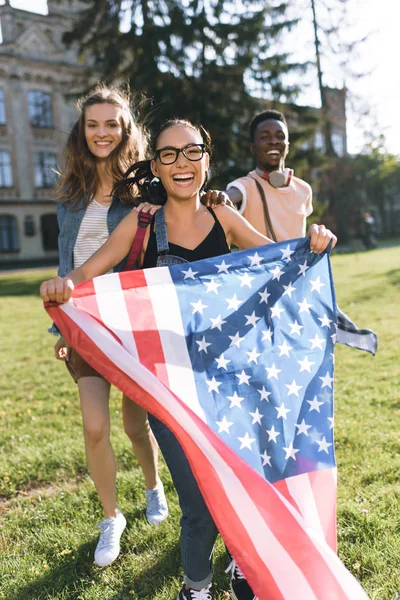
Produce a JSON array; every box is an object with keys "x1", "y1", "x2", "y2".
[{"x1": 40, "y1": 118, "x2": 336, "y2": 600}]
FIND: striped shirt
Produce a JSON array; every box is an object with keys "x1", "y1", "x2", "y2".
[{"x1": 73, "y1": 199, "x2": 112, "y2": 271}]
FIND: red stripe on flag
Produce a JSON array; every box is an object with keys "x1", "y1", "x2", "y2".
[{"x1": 119, "y1": 271, "x2": 169, "y2": 385}]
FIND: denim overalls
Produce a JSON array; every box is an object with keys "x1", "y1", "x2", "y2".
[
  {"x1": 153, "y1": 207, "x2": 189, "y2": 266},
  {"x1": 147, "y1": 207, "x2": 219, "y2": 590}
]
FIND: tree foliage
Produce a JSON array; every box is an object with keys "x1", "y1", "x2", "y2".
[{"x1": 63, "y1": 0, "x2": 308, "y2": 182}]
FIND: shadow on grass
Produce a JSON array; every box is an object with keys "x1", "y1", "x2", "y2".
[
  {"x1": 0, "y1": 275, "x2": 49, "y2": 297},
  {"x1": 11, "y1": 536, "x2": 181, "y2": 600},
  {"x1": 387, "y1": 268, "x2": 400, "y2": 287},
  {"x1": 11, "y1": 541, "x2": 97, "y2": 600}
]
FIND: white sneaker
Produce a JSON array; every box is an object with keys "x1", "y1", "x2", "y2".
[
  {"x1": 145, "y1": 481, "x2": 169, "y2": 525},
  {"x1": 94, "y1": 509, "x2": 126, "y2": 567}
]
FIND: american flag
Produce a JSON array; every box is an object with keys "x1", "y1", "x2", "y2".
[{"x1": 46, "y1": 238, "x2": 367, "y2": 599}]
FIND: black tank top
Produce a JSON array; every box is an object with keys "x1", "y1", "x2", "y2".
[{"x1": 142, "y1": 207, "x2": 230, "y2": 269}]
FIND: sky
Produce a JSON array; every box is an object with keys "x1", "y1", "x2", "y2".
[{"x1": 3, "y1": 0, "x2": 399, "y2": 155}]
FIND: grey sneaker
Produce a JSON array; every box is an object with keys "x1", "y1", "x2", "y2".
[
  {"x1": 145, "y1": 481, "x2": 168, "y2": 525},
  {"x1": 94, "y1": 509, "x2": 126, "y2": 567}
]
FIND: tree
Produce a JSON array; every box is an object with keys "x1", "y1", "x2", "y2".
[{"x1": 62, "y1": 0, "x2": 306, "y2": 182}]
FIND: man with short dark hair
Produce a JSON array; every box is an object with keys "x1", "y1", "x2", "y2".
[{"x1": 227, "y1": 109, "x2": 313, "y2": 242}]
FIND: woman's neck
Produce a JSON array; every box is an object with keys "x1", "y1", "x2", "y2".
[
  {"x1": 95, "y1": 160, "x2": 114, "y2": 205},
  {"x1": 164, "y1": 195, "x2": 202, "y2": 220}
]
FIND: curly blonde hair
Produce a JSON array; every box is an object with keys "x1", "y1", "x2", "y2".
[{"x1": 54, "y1": 83, "x2": 149, "y2": 205}]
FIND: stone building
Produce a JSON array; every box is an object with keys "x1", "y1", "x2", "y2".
[{"x1": 0, "y1": 0, "x2": 91, "y2": 267}]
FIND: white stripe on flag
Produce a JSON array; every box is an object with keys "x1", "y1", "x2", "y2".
[
  {"x1": 144, "y1": 267, "x2": 206, "y2": 421},
  {"x1": 285, "y1": 473, "x2": 325, "y2": 540},
  {"x1": 92, "y1": 274, "x2": 139, "y2": 359}
]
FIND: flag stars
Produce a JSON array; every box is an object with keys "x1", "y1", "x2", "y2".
[
  {"x1": 283, "y1": 443, "x2": 300, "y2": 461},
  {"x1": 227, "y1": 392, "x2": 245, "y2": 409},
  {"x1": 246, "y1": 348, "x2": 261, "y2": 364},
  {"x1": 237, "y1": 272, "x2": 255, "y2": 288},
  {"x1": 283, "y1": 283, "x2": 296, "y2": 298},
  {"x1": 297, "y1": 298, "x2": 313, "y2": 314},
  {"x1": 327, "y1": 416, "x2": 334, "y2": 430},
  {"x1": 196, "y1": 336, "x2": 211, "y2": 353},
  {"x1": 203, "y1": 278, "x2": 222, "y2": 294},
  {"x1": 249, "y1": 407, "x2": 263, "y2": 425},
  {"x1": 182, "y1": 267, "x2": 198, "y2": 279},
  {"x1": 297, "y1": 356, "x2": 315, "y2": 373},
  {"x1": 280, "y1": 244, "x2": 295, "y2": 261},
  {"x1": 226, "y1": 294, "x2": 242, "y2": 311},
  {"x1": 261, "y1": 328, "x2": 272, "y2": 342},
  {"x1": 229, "y1": 331, "x2": 245, "y2": 348},
  {"x1": 275, "y1": 402, "x2": 291, "y2": 420},
  {"x1": 238, "y1": 432, "x2": 256, "y2": 451},
  {"x1": 191, "y1": 298, "x2": 208, "y2": 314},
  {"x1": 318, "y1": 314, "x2": 333, "y2": 328},
  {"x1": 257, "y1": 386, "x2": 271, "y2": 402},
  {"x1": 285, "y1": 379, "x2": 303, "y2": 397},
  {"x1": 236, "y1": 370, "x2": 251, "y2": 385},
  {"x1": 258, "y1": 289, "x2": 271, "y2": 304},
  {"x1": 210, "y1": 315, "x2": 226, "y2": 331},
  {"x1": 266, "y1": 425, "x2": 280, "y2": 443},
  {"x1": 265, "y1": 363, "x2": 281, "y2": 380},
  {"x1": 310, "y1": 276, "x2": 326, "y2": 294},
  {"x1": 298, "y1": 261, "x2": 309, "y2": 276},
  {"x1": 216, "y1": 415, "x2": 233, "y2": 434},
  {"x1": 307, "y1": 396, "x2": 324, "y2": 413},
  {"x1": 271, "y1": 265, "x2": 284, "y2": 281},
  {"x1": 249, "y1": 252, "x2": 262, "y2": 267},
  {"x1": 271, "y1": 304, "x2": 285, "y2": 319},
  {"x1": 309, "y1": 334, "x2": 325, "y2": 350},
  {"x1": 295, "y1": 419, "x2": 312, "y2": 436},
  {"x1": 206, "y1": 377, "x2": 222, "y2": 393},
  {"x1": 260, "y1": 450, "x2": 272, "y2": 466},
  {"x1": 216, "y1": 260, "x2": 230, "y2": 274},
  {"x1": 316, "y1": 436, "x2": 333, "y2": 454},
  {"x1": 278, "y1": 340, "x2": 293, "y2": 357},
  {"x1": 289, "y1": 320, "x2": 303, "y2": 336},
  {"x1": 215, "y1": 353, "x2": 231, "y2": 370},
  {"x1": 319, "y1": 371, "x2": 334, "y2": 388},
  {"x1": 245, "y1": 311, "x2": 261, "y2": 327}
]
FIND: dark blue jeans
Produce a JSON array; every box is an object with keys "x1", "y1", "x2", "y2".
[{"x1": 148, "y1": 414, "x2": 218, "y2": 589}]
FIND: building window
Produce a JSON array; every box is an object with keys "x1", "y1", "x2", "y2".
[
  {"x1": 0, "y1": 89, "x2": 6, "y2": 125},
  {"x1": 41, "y1": 213, "x2": 59, "y2": 251},
  {"x1": 331, "y1": 130, "x2": 345, "y2": 157},
  {"x1": 28, "y1": 91, "x2": 54, "y2": 128},
  {"x1": 0, "y1": 215, "x2": 19, "y2": 252},
  {"x1": 34, "y1": 152, "x2": 57, "y2": 188},
  {"x1": 0, "y1": 151, "x2": 13, "y2": 187}
]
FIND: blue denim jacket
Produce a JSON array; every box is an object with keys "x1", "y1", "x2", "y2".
[
  {"x1": 49, "y1": 196, "x2": 133, "y2": 335},
  {"x1": 57, "y1": 196, "x2": 133, "y2": 276}
]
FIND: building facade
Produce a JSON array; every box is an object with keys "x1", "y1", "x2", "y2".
[{"x1": 0, "y1": 0, "x2": 91, "y2": 267}]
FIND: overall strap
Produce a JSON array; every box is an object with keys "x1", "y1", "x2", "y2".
[
  {"x1": 249, "y1": 176, "x2": 278, "y2": 242},
  {"x1": 124, "y1": 209, "x2": 153, "y2": 271},
  {"x1": 155, "y1": 207, "x2": 169, "y2": 255}
]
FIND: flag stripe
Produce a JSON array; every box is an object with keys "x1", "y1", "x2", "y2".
[{"x1": 144, "y1": 267, "x2": 206, "y2": 420}]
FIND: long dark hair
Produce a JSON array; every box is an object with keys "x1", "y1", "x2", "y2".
[
  {"x1": 54, "y1": 83, "x2": 149, "y2": 206},
  {"x1": 113, "y1": 119, "x2": 212, "y2": 206}
]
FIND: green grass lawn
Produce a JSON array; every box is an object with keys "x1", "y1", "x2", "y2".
[{"x1": 0, "y1": 247, "x2": 399, "y2": 600}]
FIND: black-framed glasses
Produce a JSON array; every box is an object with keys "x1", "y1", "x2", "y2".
[{"x1": 154, "y1": 143, "x2": 206, "y2": 165}]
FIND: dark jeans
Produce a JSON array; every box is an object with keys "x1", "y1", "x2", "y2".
[{"x1": 148, "y1": 414, "x2": 218, "y2": 589}]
